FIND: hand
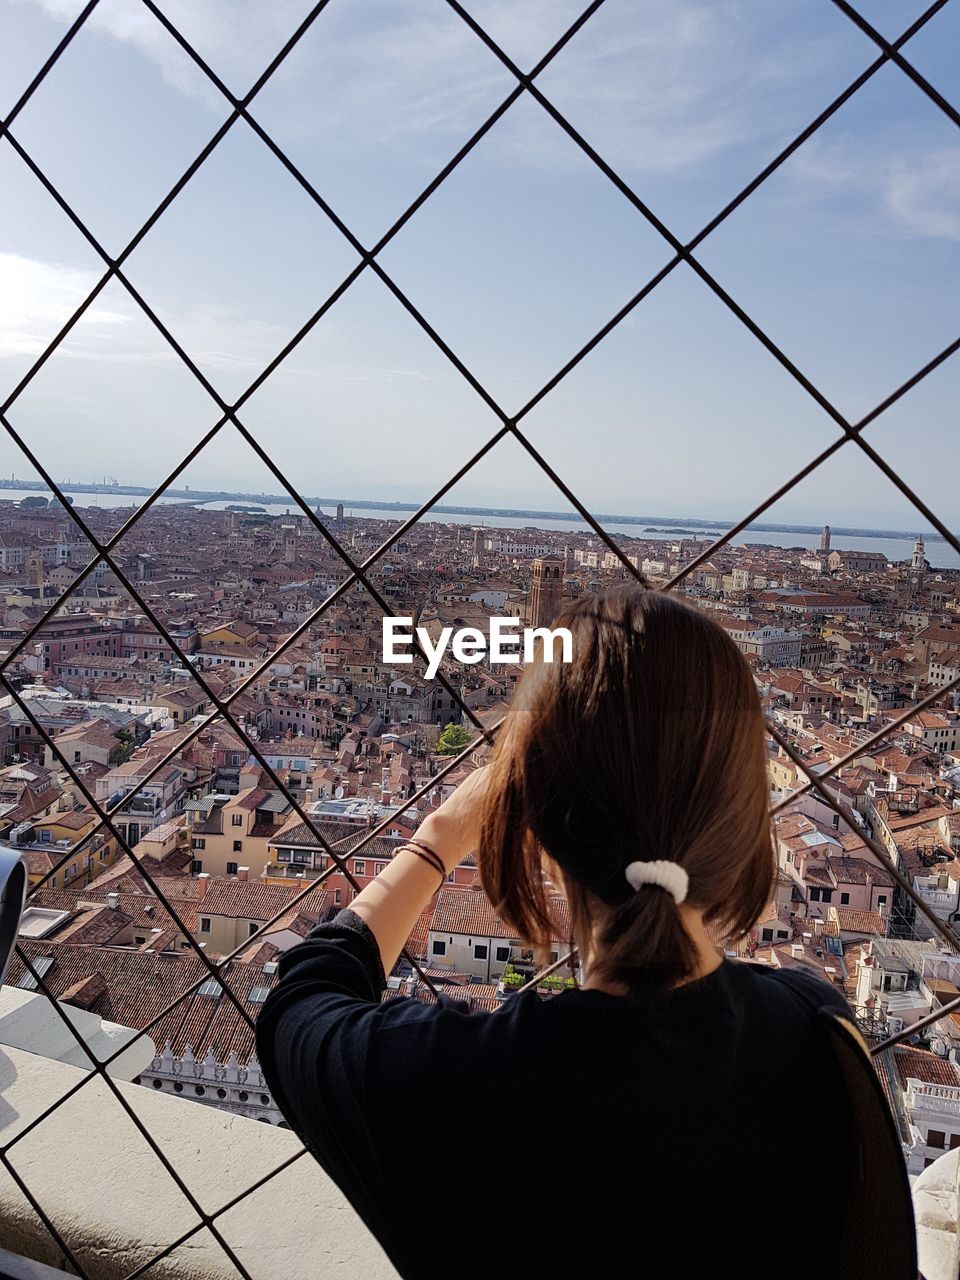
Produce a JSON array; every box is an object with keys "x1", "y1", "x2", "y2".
[{"x1": 417, "y1": 765, "x2": 490, "y2": 873}]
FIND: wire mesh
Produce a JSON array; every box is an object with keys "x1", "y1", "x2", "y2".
[{"x1": 0, "y1": 0, "x2": 958, "y2": 1273}]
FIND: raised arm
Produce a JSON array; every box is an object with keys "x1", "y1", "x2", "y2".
[{"x1": 347, "y1": 765, "x2": 489, "y2": 974}]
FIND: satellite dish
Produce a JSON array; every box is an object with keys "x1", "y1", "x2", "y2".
[{"x1": 334, "y1": 786, "x2": 344, "y2": 799}]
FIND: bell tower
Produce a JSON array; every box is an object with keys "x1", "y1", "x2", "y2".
[{"x1": 528, "y1": 555, "x2": 563, "y2": 629}]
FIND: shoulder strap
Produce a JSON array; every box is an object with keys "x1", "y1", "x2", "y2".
[{"x1": 782, "y1": 975, "x2": 918, "y2": 1279}]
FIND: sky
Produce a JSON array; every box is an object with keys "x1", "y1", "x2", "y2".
[{"x1": 0, "y1": 0, "x2": 958, "y2": 539}]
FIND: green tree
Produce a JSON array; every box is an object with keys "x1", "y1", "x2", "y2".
[
  {"x1": 436, "y1": 722, "x2": 473, "y2": 755},
  {"x1": 109, "y1": 727, "x2": 135, "y2": 766}
]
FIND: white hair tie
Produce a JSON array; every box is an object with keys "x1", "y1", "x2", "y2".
[{"x1": 624, "y1": 860, "x2": 689, "y2": 904}]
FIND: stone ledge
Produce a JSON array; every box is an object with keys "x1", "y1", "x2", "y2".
[
  {"x1": 0, "y1": 986, "x2": 153, "y2": 1081},
  {"x1": 913, "y1": 1146, "x2": 960, "y2": 1280},
  {"x1": 0, "y1": 1045, "x2": 399, "y2": 1280}
]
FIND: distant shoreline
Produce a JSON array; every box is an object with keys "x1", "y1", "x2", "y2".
[{"x1": 0, "y1": 477, "x2": 946, "y2": 544}]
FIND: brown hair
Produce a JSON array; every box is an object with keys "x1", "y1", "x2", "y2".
[{"x1": 478, "y1": 583, "x2": 775, "y2": 1002}]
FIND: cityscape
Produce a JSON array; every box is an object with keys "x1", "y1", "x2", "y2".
[
  {"x1": 3, "y1": 0, "x2": 960, "y2": 1270},
  {"x1": 0, "y1": 493, "x2": 959, "y2": 1164}
]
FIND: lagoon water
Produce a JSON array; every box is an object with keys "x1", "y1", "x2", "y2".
[{"x1": 3, "y1": 489, "x2": 956, "y2": 570}]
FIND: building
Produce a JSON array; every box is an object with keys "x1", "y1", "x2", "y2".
[
  {"x1": 187, "y1": 785, "x2": 294, "y2": 878},
  {"x1": 192, "y1": 876, "x2": 324, "y2": 956},
  {"x1": 527, "y1": 555, "x2": 564, "y2": 630},
  {"x1": 427, "y1": 885, "x2": 570, "y2": 981},
  {"x1": 903, "y1": 711, "x2": 960, "y2": 754},
  {"x1": 719, "y1": 618, "x2": 803, "y2": 666},
  {"x1": 827, "y1": 549, "x2": 888, "y2": 574}
]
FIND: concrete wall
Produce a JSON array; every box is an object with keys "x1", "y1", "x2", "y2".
[{"x1": 0, "y1": 1045, "x2": 399, "y2": 1280}]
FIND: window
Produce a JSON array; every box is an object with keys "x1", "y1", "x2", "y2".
[
  {"x1": 928, "y1": 1130, "x2": 946, "y2": 1149},
  {"x1": 248, "y1": 986, "x2": 270, "y2": 1004},
  {"x1": 226, "y1": 862, "x2": 238, "y2": 876},
  {"x1": 432, "y1": 940, "x2": 446, "y2": 956},
  {"x1": 200, "y1": 917, "x2": 211, "y2": 934},
  {"x1": 249, "y1": 921, "x2": 259, "y2": 937},
  {"x1": 809, "y1": 887, "x2": 821, "y2": 901},
  {"x1": 474, "y1": 944, "x2": 488, "y2": 959},
  {"x1": 334, "y1": 889, "x2": 341, "y2": 905},
  {"x1": 354, "y1": 860, "x2": 365, "y2": 877},
  {"x1": 232, "y1": 813, "x2": 243, "y2": 826},
  {"x1": 840, "y1": 892, "x2": 850, "y2": 905},
  {"x1": 191, "y1": 859, "x2": 203, "y2": 874},
  {"x1": 495, "y1": 946, "x2": 510, "y2": 962},
  {"x1": 821, "y1": 889, "x2": 833, "y2": 904},
  {"x1": 878, "y1": 895, "x2": 888, "y2": 906},
  {"x1": 192, "y1": 838, "x2": 205, "y2": 850},
  {"x1": 233, "y1": 840, "x2": 242, "y2": 852},
  {"x1": 761, "y1": 928, "x2": 773, "y2": 942}
]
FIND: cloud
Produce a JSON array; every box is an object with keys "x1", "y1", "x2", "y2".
[
  {"x1": 0, "y1": 252, "x2": 437, "y2": 402},
  {"x1": 0, "y1": 252, "x2": 126, "y2": 358},
  {"x1": 483, "y1": 0, "x2": 857, "y2": 176},
  {"x1": 17, "y1": 0, "x2": 310, "y2": 104},
  {"x1": 885, "y1": 149, "x2": 960, "y2": 241},
  {"x1": 16, "y1": 0, "x2": 853, "y2": 177},
  {"x1": 0, "y1": 252, "x2": 291, "y2": 375},
  {"x1": 791, "y1": 136, "x2": 960, "y2": 241}
]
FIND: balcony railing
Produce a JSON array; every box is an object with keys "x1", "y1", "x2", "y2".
[
  {"x1": 1, "y1": 0, "x2": 960, "y2": 1276},
  {"x1": 908, "y1": 1083, "x2": 960, "y2": 1115},
  {"x1": 917, "y1": 889, "x2": 959, "y2": 910}
]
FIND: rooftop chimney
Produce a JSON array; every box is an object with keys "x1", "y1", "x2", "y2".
[
  {"x1": 197, "y1": 872, "x2": 209, "y2": 899},
  {"x1": 106, "y1": 892, "x2": 119, "y2": 911},
  {"x1": 237, "y1": 867, "x2": 249, "y2": 882}
]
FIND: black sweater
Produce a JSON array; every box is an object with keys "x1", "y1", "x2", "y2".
[{"x1": 255, "y1": 909, "x2": 898, "y2": 1279}]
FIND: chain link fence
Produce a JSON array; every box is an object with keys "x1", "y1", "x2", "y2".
[{"x1": 0, "y1": 0, "x2": 958, "y2": 1274}]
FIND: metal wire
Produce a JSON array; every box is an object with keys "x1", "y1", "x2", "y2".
[{"x1": 0, "y1": 0, "x2": 958, "y2": 1273}]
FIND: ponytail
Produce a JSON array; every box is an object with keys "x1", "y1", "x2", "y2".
[{"x1": 588, "y1": 886, "x2": 700, "y2": 1002}]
